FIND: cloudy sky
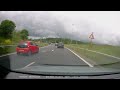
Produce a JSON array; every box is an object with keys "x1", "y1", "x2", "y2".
[{"x1": 0, "y1": 11, "x2": 120, "y2": 46}]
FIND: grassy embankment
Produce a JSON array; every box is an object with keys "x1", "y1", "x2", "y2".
[{"x1": 65, "y1": 44, "x2": 120, "y2": 69}]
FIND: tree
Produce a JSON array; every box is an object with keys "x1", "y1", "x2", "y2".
[
  {"x1": 12, "y1": 30, "x2": 22, "y2": 43},
  {"x1": 20, "y1": 29, "x2": 29, "y2": 40},
  {"x1": 0, "y1": 20, "x2": 16, "y2": 39}
]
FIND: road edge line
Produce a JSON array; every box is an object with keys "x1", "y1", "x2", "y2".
[
  {"x1": 0, "y1": 52, "x2": 16, "y2": 58},
  {"x1": 65, "y1": 47, "x2": 94, "y2": 67}
]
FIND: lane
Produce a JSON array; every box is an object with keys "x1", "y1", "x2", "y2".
[
  {"x1": 32, "y1": 45, "x2": 88, "y2": 66},
  {"x1": 0, "y1": 44, "x2": 89, "y2": 70},
  {"x1": 65, "y1": 47, "x2": 94, "y2": 67},
  {"x1": 9, "y1": 45, "x2": 52, "y2": 69},
  {"x1": 0, "y1": 45, "x2": 51, "y2": 69}
]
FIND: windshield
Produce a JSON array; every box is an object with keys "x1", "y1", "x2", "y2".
[{"x1": 0, "y1": 11, "x2": 120, "y2": 77}]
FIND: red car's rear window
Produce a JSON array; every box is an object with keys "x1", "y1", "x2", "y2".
[{"x1": 17, "y1": 42, "x2": 28, "y2": 48}]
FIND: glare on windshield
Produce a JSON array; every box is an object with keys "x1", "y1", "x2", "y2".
[{"x1": 0, "y1": 11, "x2": 120, "y2": 75}]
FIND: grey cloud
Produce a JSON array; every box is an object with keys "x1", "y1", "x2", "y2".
[
  {"x1": 0, "y1": 11, "x2": 120, "y2": 46},
  {"x1": 0, "y1": 11, "x2": 69, "y2": 38}
]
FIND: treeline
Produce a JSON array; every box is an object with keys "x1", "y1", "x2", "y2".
[
  {"x1": 31, "y1": 38, "x2": 87, "y2": 44},
  {"x1": 0, "y1": 19, "x2": 29, "y2": 45}
]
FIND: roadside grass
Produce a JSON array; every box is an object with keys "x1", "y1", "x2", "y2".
[
  {"x1": 66, "y1": 44, "x2": 120, "y2": 58},
  {"x1": 37, "y1": 43, "x2": 48, "y2": 47},
  {"x1": 65, "y1": 44, "x2": 120, "y2": 69},
  {"x1": 0, "y1": 46, "x2": 16, "y2": 56}
]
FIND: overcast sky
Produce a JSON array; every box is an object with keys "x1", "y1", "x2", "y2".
[{"x1": 0, "y1": 11, "x2": 120, "y2": 46}]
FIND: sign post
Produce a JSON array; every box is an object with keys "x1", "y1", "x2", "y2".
[{"x1": 89, "y1": 32, "x2": 94, "y2": 48}]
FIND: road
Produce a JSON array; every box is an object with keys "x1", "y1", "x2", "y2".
[{"x1": 0, "y1": 44, "x2": 89, "y2": 70}]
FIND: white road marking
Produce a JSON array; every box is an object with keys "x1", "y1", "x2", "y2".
[
  {"x1": 15, "y1": 62, "x2": 35, "y2": 70},
  {"x1": 22, "y1": 62, "x2": 35, "y2": 69},
  {"x1": 78, "y1": 47, "x2": 120, "y2": 60},
  {"x1": 0, "y1": 52, "x2": 16, "y2": 58},
  {"x1": 52, "y1": 50, "x2": 54, "y2": 51},
  {"x1": 65, "y1": 47, "x2": 94, "y2": 67}
]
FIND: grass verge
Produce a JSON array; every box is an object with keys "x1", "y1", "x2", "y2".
[
  {"x1": 37, "y1": 43, "x2": 48, "y2": 47},
  {"x1": 65, "y1": 44, "x2": 120, "y2": 69}
]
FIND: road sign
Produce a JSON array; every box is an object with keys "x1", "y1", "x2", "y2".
[
  {"x1": 89, "y1": 32, "x2": 94, "y2": 48},
  {"x1": 89, "y1": 32, "x2": 94, "y2": 39}
]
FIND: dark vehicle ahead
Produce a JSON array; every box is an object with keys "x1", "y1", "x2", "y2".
[
  {"x1": 16, "y1": 41, "x2": 39, "y2": 56},
  {"x1": 57, "y1": 42, "x2": 64, "y2": 48}
]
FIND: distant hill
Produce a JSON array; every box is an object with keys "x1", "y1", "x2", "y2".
[{"x1": 30, "y1": 37, "x2": 89, "y2": 44}]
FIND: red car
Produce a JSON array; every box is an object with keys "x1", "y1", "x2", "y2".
[{"x1": 16, "y1": 41, "x2": 39, "y2": 55}]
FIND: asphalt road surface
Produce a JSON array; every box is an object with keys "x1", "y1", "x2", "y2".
[{"x1": 0, "y1": 44, "x2": 89, "y2": 70}]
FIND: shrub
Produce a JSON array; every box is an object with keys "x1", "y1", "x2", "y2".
[{"x1": 4, "y1": 39, "x2": 12, "y2": 45}]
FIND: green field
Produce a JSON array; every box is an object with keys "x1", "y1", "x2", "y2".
[
  {"x1": 65, "y1": 44, "x2": 120, "y2": 69},
  {"x1": 37, "y1": 43, "x2": 48, "y2": 47},
  {"x1": 0, "y1": 46, "x2": 16, "y2": 55}
]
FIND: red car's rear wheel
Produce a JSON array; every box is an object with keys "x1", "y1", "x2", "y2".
[
  {"x1": 17, "y1": 52, "x2": 20, "y2": 55},
  {"x1": 36, "y1": 49, "x2": 39, "y2": 53},
  {"x1": 27, "y1": 51, "x2": 32, "y2": 56}
]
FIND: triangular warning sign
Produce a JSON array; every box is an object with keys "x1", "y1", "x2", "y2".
[{"x1": 89, "y1": 32, "x2": 94, "y2": 39}]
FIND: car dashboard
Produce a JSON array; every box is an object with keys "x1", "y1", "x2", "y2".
[{"x1": 4, "y1": 71, "x2": 120, "y2": 79}]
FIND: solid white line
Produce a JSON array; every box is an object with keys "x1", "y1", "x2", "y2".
[
  {"x1": 22, "y1": 62, "x2": 35, "y2": 69},
  {"x1": 65, "y1": 47, "x2": 94, "y2": 67},
  {"x1": 78, "y1": 47, "x2": 120, "y2": 60},
  {"x1": 0, "y1": 52, "x2": 16, "y2": 58}
]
